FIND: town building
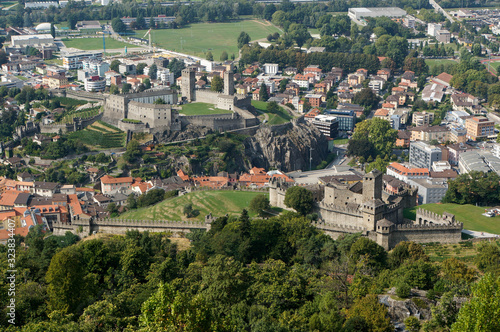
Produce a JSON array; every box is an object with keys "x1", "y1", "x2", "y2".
[
  {"x1": 312, "y1": 115, "x2": 339, "y2": 138},
  {"x1": 61, "y1": 50, "x2": 102, "y2": 70},
  {"x1": 409, "y1": 141, "x2": 442, "y2": 170},
  {"x1": 465, "y1": 116, "x2": 495, "y2": 140}
]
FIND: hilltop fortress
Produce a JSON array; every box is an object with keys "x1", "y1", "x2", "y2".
[
  {"x1": 102, "y1": 69, "x2": 258, "y2": 132},
  {"x1": 270, "y1": 170, "x2": 463, "y2": 250}
]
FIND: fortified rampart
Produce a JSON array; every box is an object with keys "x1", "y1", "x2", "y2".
[
  {"x1": 269, "y1": 170, "x2": 462, "y2": 250},
  {"x1": 52, "y1": 215, "x2": 215, "y2": 236},
  {"x1": 39, "y1": 113, "x2": 103, "y2": 134}
]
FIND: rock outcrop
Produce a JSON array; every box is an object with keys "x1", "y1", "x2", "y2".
[{"x1": 243, "y1": 118, "x2": 328, "y2": 172}]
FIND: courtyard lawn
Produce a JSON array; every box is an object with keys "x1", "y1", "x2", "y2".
[
  {"x1": 62, "y1": 36, "x2": 133, "y2": 51},
  {"x1": 404, "y1": 203, "x2": 500, "y2": 235},
  {"x1": 134, "y1": 19, "x2": 281, "y2": 60},
  {"x1": 180, "y1": 102, "x2": 232, "y2": 116},
  {"x1": 251, "y1": 100, "x2": 292, "y2": 125},
  {"x1": 118, "y1": 190, "x2": 268, "y2": 222},
  {"x1": 333, "y1": 138, "x2": 349, "y2": 145}
]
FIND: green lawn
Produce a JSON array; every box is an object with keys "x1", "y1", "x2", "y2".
[
  {"x1": 425, "y1": 59, "x2": 458, "y2": 68},
  {"x1": 16, "y1": 75, "x2": 28, "y2": 81},
  {"x1": 118, "y1": 190, "x2": 268, "y2": 222},
  {"x1": 333, "y1": 138, "x2": 349, "y2": 145},
  {"x1": 180, "y1": 102, "x2": 232, "y2": 116},
  {"x1": 251, "y1": 100, "x2": 292, "y2": 125},
  {"x1": 134, "y1": 19, "x2": 281, "y2": 60},
  {"x1": 405, "y1": 203, "x2": 500, "y2": 235},
  {"x1": 67, "y1": 122, "x2": 125, "y2": 149},
  {"x1": 62, "y1": 37, "x2": 133, "y2": 51}
]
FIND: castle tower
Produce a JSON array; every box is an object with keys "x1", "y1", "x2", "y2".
[
  {"x1": 363, "y1": 169, "x2": 382, "y2": 201},
  {"x1": 181, "y1": 68, "x2": 195, "y2": 102},
  {"x1": 224, "y1": 71, "x2": 234, "y2": 95}
]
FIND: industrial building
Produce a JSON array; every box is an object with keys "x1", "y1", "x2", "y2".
[{"x1": 348, "y1": 7, "x2": 407, "y2": 20}]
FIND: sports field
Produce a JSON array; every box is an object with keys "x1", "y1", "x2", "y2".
[
  {"x1": 180, "y1": 102, "x2": 232, "y2": 116},
  {"x1": 405, "y1": 203, "x2": 500, "y2": 235},
  {"x1": 134, "y1": 19, "x2": 281, "y2": 59},
  {"x1": 62, "y1": 37, "x2": 133, "y2": 51},
  {"x1": 118, "y1": 190, "x2": 268, "y2": 222}
]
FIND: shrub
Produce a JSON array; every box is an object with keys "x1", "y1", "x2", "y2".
[
  {"x1": 396, "y1": 283, "x2": 411, "y2": 298},
  {"x1": 412, "y1": 298, "x2": 428, "y2": 309}
]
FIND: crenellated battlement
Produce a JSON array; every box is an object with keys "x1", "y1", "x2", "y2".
[
  {"x1": 394, "y1": 222, "x2": 463, "y2": 231},
  {"x1": 416, "y1": 208, "x2": 456, "y2": 224}
]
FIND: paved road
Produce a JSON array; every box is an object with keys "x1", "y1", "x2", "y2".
[
  {"x1": 429, "y1": 0, "x2": 455, "y2": 23},
  {"x1": 463, "y1": 229, "x2": 500, "y2": 238}
]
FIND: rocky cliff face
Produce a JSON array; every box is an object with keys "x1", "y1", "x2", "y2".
[{"x1": 243, "y1": 119, "x2": 329, "y2": 172}]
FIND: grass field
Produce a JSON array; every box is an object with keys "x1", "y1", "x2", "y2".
[
  {"x1": 68, "y1": 121, "x2": 125, "y2": 149},
  {"x1": 425, "y1": 59, "x2": 458, "y2": 69},
  {"x1": 180, "y1": 102, "x2": 232, "y2": 116},
  {"x1": 134, "y1": 19, "x2": 281, "y2": 59},
  {"x1": 251, "y1": 100, "x2": 292, "y2": 125},
  {"x1": 333, "y1": 138, "x2": 349, "y2": 145},
  {"x1": 405, "y1": 203, "x2": 500, "y2": 235},
  {"x1": 59, "y1": 107, "x2": 101, "y2": 124},
  {"x1": 118, "y1": 190, "x2": 268, "y2": 222},
  {"x1": 62, "y1": 37, "x2": 133, "y2": 51}
]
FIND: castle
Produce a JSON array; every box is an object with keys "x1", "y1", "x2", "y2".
[
  {"x1": 102, "y1": 69, "x2": 258, "y2": 133},
  {"x1": 269, "y1": 169, "x2": 463, "y2": 250}
]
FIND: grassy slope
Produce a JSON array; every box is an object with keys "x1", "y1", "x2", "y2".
[
  {"x1": 62, "y1": 37, "x2": 133, "y2": 50},
  {"x1": 118, "y1": 190, "x2": 268, "y2": 222},
  {"x1": 251, "y1": 100, "x2": 292, "y2": 125},
  {"x1": 405, "y1": 203, "x2": 500, "y2": 235},
  {"x1": 67, "y1": 122, "x2": 125, "y2": 149},
  {"x1": 134, "y1": 20, "x2": 280, "y2": 59},
  {"x1": 180, "y1": 102, "x2": 232, "y2": 116}
]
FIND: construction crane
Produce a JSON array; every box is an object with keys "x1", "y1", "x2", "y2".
[{"x1": 143, "y1": 28, "x2": 153, "y2": 53}]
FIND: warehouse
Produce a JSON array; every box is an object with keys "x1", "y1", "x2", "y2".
[{"x1": 348, "y1": 7, "x2": 407, "y2": 20}]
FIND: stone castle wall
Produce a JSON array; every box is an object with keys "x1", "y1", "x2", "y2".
[
  {"x1": 387, "y1": 223, "x2": 463, "y2": 249},
  {"x1": 40, "y1": 112, "x2": 103, "y2": 134}
]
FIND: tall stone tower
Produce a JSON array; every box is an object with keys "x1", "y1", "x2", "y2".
[
  {"x1": 181, "y1": 68, "x2": 195, "y2": 102},
  {"x1": 224, "y1": 71, "x2": 234, "y2": 95},
  {"x1": 362, "y1": 169, "x2": 384, "y2": 231},
  {"x1": 362, "y1": 169, "x2": 382, "y2": 201}
]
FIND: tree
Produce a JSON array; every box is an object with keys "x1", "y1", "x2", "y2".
[
  {"x1": 451, "y1": 274, "x2": 500, "y2": 332},
  {"x1": 472, "y1": 43, "x2": 482, "y2": 56},
  {"x1": 144, "y1": 78, "x2": 151, "y2": 89},
  {"x1": 109, "y1": 84, "x2": 119, "y2": 95},
  {"x1": 136, "y1": 63, "x2": 147, "y2": 75},
  {"x1": 205, "y1": 51, "x2": 214, "y2": 61},
  {"x1": 154, "y1": 98, "x2": 166, "y2": 104},
  {"x1": 211, "y1": 75, "x2": 223, "y2": 92},
  {"x1": 127, "y1": 194, "x2": 137, "y2": 209},
  {"x1": 349, "y1": 237, "x2": 388, "y2": 272},
  {"x1": 50, "y1": 23, "x2": 56, "y2": 38},
  {"x1": 237, "y1": 31, "x2": 251, "y2": 49},
  {"x1": 220, "y1": 51, "x2": 228, "y2": 61},
  {"x1": 284, "y1": 186, "x2": 313, "y2": 215},
  {"x1": 259, "y1": 82, "x2": 269, "y2": 102},
  {"x1": 46, "y1": 246, "x2": 86, "y2": 314},
  {"x1": 110, "y1": 60, "x2": 121, "y2": 72},
  {"x1": 112, "y1": 18, "x2": 127, "y2": 33},
  {"x1": 405, "y1": 317, "x2": 421, "y2": 332},
  {"x1": 183, "y1": 203, "x2": 193, "y2": 218},
  {"x1": 107, "y1": 203, "x2": 118, "y2": 216},
  {"x1": 350, "y1": 118, "x2": 398, "y2": 158},
  {"x1": 346, "y1": 294, "x2": 393, "y2": 332},
  {"x1": 249, "y1": 194, "x2": 270, "y2": 217},
  {"x1": 136, "y1": 14, "x2": 146, "y2": 30},
  {"x1": 121, "y1": 83, "x2": 131, "y2": 94},
  {"x1": 149, "y1": 64, "x2": 157, "y2": 80},
  {"x1": 288, "y1": 23, "x2": 311, "y2": 48},
  {"x1": 353, "y1": 88, "x2": 380, "y2": 111},
  {"x1": 68, "y1": 14, "x2": 77, "y2": 30}
]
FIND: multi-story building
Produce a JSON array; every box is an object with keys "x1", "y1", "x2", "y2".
[
  {"x1": 408, "y1": 178, "x2": 448, "y2": 204},
  {"x1": 100, "y1": 175, "x2": 134, "y2": 195},
  {"x1": 408, "y1": 125, "x2": 450, "y2": 143},
  {"x1": 120, "y1": 15, "x2": 176, "y2": 28},
  {"x1": 82, "y1": 60, "x2": 110, "y2": 76},
  {"x1": 61, "y1": 50, "x2": 102, "y2": 70},
  {"x1": 325, "y1": 109, "x2": 355, "y2": 132},
  {"x1": 465, "y1": 116, "x2": 495, "y2": 140},
  {"x1": 263, "y1": 63, "x2": 279, "y2": 75},
  {"x1": 449, "y1": 125, "x2": 467, "y2": 143},
  {"x1": 158, "y1": 68, "x2": 175, "y2": 85},
  {"x1": 42, "y1": 75, "x2": 68, "y2": 89},
  {"x1": 118, "y1": 63, "x2": 136, "y2": 75},
  {"x1": 305, "y1": 94, "x2": 323, "y2": 107},
  {"x1": 311, "y1": 115, "x2": 338, "y2": 138},
  {"x1": 409, "y1": 141, "x2": 442, "y2": 170},
  {"x1": 412, "y1": 111, "x2": 435, "y2": 127},
  {"x1": 84, "y1": 77, "x2": 106, "y2": 92},
  {"x1": 387, "y1": 162, "x2": 429, "y2": 182}
]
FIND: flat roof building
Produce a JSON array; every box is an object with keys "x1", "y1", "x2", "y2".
[
  {"x1": 312, "y1": 115, "x2": 339, "y2": 139},
  {"x1": 348, "y1": 7, "x2": 407, "y2": 20}
]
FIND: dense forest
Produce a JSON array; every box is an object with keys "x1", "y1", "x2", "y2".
[{"x1": 1, "y1": 211, "x2": 499, "y2": 331}]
